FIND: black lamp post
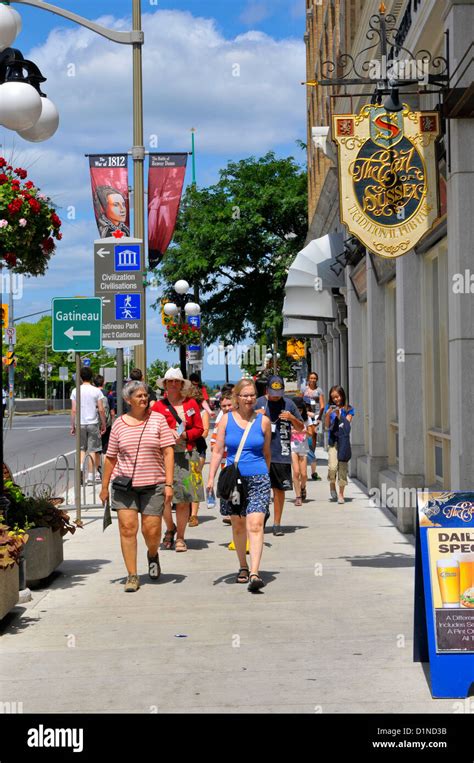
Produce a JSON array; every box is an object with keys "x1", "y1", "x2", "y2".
[{"x1": 163, "y1": 280, "x2": 200, "y2": 377}]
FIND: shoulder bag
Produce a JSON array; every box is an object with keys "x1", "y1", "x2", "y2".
[
  {"x1": 111, "y1": 415, "x2": 150, "y2": 492},
  {"x1": 217, "y1": 414, "x2": 256, "y2": 507}
]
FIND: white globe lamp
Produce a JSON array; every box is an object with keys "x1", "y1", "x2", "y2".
[
  {"x1": 8, "y1": 6, "x2": 22, "y2": 37},
  {"x1": 184, "y1": 302, "x2": 200, "y2": 316},
  {"x1": 0, "y1": 81, "x2": 42, "y2": 130},
  {"x1": 174, "y1": 279, "x2": 189, "y2": 295},
  {"x1": 163, "y1": 302, "x2": 179, "y2": 317},
  {"x1": 0, "y1": 5, "x2": 18, "y2": 51},
  {"x1": 17, "y1": 96, "x2": 59, "y2": 142}
]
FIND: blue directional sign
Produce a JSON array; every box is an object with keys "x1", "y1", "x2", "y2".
[
  {"x1": 82, "y1": 358, "x2": 91, "y2": 367},
  {"x1": 188, "y1": 315, "x2": 201, "y2": 351},
  {"x1": 115, "y1": 294, "x2": 141, "y2": 320},
  {"x1": 114, "y1": 244, "x2": 141, "y2": 271}
]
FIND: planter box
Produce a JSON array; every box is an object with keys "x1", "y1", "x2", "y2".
[
  {"x1": 24, "y1": 527, "x2": 64, "y2": 584},
  {"x1": 0, "y1": 564, "x2": 19, "y2": 620}
]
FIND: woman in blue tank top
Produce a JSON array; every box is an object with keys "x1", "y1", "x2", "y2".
[{"x1": 208, "y1": 379, "x2": 271, "y2": 592}]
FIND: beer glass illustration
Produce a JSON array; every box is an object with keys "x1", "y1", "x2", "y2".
[
  {"x1": 437, "y1": 559, "x2": 460, "y2": 608},
  {"x1": 456, "y1": 553, "x2": 474, "y2": 608}
]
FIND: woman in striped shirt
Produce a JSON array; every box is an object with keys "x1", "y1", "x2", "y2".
[{"x1": 100, "y1": 381, "x2": 176, "y2": 593}]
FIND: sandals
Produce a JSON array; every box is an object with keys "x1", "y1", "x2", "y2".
[
  {"x1": 175, "y1": 538, "x2": 187, "y2": 552},
  {"x1": 162, "y1": 524, "x2": 177, "y2": 550},
  {"x1": 248, "y1": 573, "x2": 265, "y2": 592},
  {"x1": 236, "y1": 567, "x2": 249, "y2": 584}
]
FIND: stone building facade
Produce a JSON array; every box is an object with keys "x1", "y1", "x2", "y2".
[{"x1": 286, "y1": 0, "x2": 474, "y2": 532}]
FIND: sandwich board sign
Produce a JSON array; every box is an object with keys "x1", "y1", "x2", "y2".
[{"x1": 414, "y1": 491, "x2": 474, "y2": 697}]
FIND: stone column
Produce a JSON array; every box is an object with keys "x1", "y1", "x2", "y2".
[
  {"x1": 445, "y1": 0, "x2": 474, "y2": 488},
  {"x1": 325, "y1": 331, "x2": 334, "y2": 391},
  {"x1": 329, "y1": 324, "x2": 340, "y2": 385},
  {"x1": 366, "y1": 254, "x2": 388, "y2": 488},
  {"x1": 395, "y1": 250, "x2": 425, "y2": 532},
  {"x1": 347, "y1": 267, "x2": 365, "y2": 477}
]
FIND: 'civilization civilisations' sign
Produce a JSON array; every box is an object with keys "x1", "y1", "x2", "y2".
[{"x1": 333, "y1": 104, "x2": 440, "y2": 258}]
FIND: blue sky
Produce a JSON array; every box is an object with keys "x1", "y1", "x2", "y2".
[{"x1": 3, "y1": 0, "x2": 306, "y2": 381}]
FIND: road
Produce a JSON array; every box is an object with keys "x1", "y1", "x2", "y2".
[{"x1": 3, "y1": 413, "x2": 75, "y2": 497}]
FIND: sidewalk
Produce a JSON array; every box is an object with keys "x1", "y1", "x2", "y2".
[{"x1": 0, "y1": 449, "x2": 455, "y2": 713}]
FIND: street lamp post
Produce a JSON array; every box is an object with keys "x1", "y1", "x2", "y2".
[
  {"x1": 220, "y1": 343, "x2": 233, "y2": 384},
  {"x1": 163, "y1": 280, "x2": 200, "y2": 378},
  {"x1": 10, "y1": 0, "x2": 147, "y2": 373}
]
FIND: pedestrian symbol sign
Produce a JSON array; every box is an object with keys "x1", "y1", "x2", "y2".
[
  {"x1": 115, "y1": 294, "x2": 141, "y2": 320},
  {"x1": 52, "y1": 298, "x2": 102, "y2": 353}
]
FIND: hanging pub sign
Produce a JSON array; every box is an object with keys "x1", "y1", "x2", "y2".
[{"x1": 332, "y1": 104, "x2": 440, "y2": 258}]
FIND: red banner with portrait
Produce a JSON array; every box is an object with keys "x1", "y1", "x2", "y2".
[
  {"x1": 89, "y1": 154, "x2": 130, "y2": 238},
  {"x1": 148, "y1": 153, "x2": 188, "y2": 268}
]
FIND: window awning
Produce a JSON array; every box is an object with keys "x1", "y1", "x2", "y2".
[
  {"x1": 282, "y1": 315, "x2": 324, "y2": 337},
  {"x1": 283, "y1": 233, "x2": 345, "y2": 322}
]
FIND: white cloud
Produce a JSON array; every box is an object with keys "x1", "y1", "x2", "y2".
[
  {"x1": 240, "y1": 1, "x2": 271, "y2": 26},
  {"x1": 19, "y1": 9, "x2": 304, "y2": 157}
]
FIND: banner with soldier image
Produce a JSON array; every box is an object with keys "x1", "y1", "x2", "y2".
[
  {"x1": 89, "y1": 154, "x2": 130, "y2": 238},
  {"x1": 148, "y1": 153, "x2": 188, "y2": 269}
]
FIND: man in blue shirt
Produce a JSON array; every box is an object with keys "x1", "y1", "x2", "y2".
[{"x1": 255, "y1": 375, "x2": 304, "y2": 535}]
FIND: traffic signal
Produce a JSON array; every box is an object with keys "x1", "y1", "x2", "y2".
[
  {"x1": 2, "y1": 351, "x2": 16, "y2": 366},
  {"x1": 1, "y1": 304, "x2": 8, "y2": 329}
]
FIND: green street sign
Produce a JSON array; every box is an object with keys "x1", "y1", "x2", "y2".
[{"x1": 52, "y1": 298, "x2": 102, "y2": 353}]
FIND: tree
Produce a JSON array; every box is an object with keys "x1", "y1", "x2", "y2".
[
  {"x1": 146, "y1": 359, "x2": 178, "y2": 390},
  {"x1": 152, "y1": 152, "x2": 307, "y2": 345}
]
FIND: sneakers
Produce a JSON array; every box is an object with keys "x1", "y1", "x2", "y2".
[
  {"x1": 311, "y1": 473, "x2": 321, "y2": 481},
  {"x1": 338, "y1": 496, "x2": 345, "y2": 505},
  {"x1": 188, "y1": 516, "x2": 199, "y2": 527},
  {"x1": 295, "y1": 497, "x2": 302, "y2": 507},
  {"x1": 273, "y1": 525, "x2": 284, "y2": 536},
  {"x1": 330, "y1": 489, "x2": 337, "y2": 501},
  {"x1": 124, "y1": 574, "x2": 140, "y2": 592},
  {"x1": 147, "y1": 552, "x2": 161, "y2": 580}
]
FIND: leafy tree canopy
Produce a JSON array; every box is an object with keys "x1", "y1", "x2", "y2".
[{"x1": 152, "y1": 152, "x2": 307, "y2": 344}]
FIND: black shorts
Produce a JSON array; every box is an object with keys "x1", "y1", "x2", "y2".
[{"x1": 269, "y1": 463, "x2": 293, "y2": 491}]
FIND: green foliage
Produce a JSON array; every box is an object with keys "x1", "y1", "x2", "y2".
[
  {"x1": 152, "y1": 152, "x2": 307, "y2": 345},
  {"x1": 0, "y1": 515, "x2": 28, "y2": 569},
  {"x1": 147, "y1": 359, "x2": 178, "y2": 390},
  {"x1": 2, "y1": 316, "x2": 115, "y2": 398},
  {"x1": 3, "y1": 481, "x2": 78, "y2": 536}
]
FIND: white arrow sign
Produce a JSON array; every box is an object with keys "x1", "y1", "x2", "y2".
[
  {"x1": 96, "y1": 248, "x2": 110, "y2": 258},
  {"x1": 64, "y1": 327, "x2": 91, "y2": 341}
]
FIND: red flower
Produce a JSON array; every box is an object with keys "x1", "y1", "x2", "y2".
[
  {"x1": 28, "y1": 199, "x2": 41, "y2": 214},
  {"x1": 6, "y1": 165, "x2": 12, "y2": 171},
  {"x1": 42, "y1": 237, "x2": 55, "y2": 253},
  {"x1": 112, "y1": 230, "x2": 124, "y2": 239},
  {"x1": 11, "y1": 180, "x2": 20, "y2": 190},
  {"x1": 51, "y1": 212, "x2": 61, "y2": 228},
  {"x1": 4, "y1": 253, "x2": 17, "y2": 267},
  {"x1": 14, "y1": 168, "x2": 27, "y2": 179},
  {"x1": 0, "y1": 158, "x2": 6, "y2": 168},
  {"x1": 25, "y1": 181, "x2": 34, "y2": 190},
  {"x1": 0, "y1": 173, "x2": 8, "y2": 185},
  {"x1": 56, "y1": 232, "x2": 62, "y2": 240}
]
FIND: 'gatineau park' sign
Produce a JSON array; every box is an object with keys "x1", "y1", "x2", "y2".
[{"x1": 333, "y1": 104, "x2": 440, "y2": 258}]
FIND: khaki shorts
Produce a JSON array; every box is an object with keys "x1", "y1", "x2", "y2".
[
  {"x1": 80, "y1": 423, "x2": 101, "y2": 452},
  {"x1": 111, "y1": 483, "x2": 165, "y2": 515}
]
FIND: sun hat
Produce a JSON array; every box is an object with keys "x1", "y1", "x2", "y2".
[
  {"x1": 156, "y1": 367, "x2": 193, "y2": 394},
  {"x1": 266, "y1": 375, "x2": 285, "y2": 397}
]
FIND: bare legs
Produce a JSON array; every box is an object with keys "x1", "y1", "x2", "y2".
[
  {"x1": 118, "y1": 510, "x2": 162, "y2": 575},
  {"x1": 273, "y1": 488, "x2": 285, "y2": 526}
]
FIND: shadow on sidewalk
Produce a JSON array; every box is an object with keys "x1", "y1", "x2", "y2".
[
  {"x1": 336, "y1": 551, "x2": 415, "y2": 568},
  {"x1": 0, "y1": 610, "x2": 40, "y2": 636},
  {"x1": 42, "y1": 558, "x2": 112, "y2": 588},
  {"x1": 212, "y1": 569, "x2": 280, "y2": 586}
]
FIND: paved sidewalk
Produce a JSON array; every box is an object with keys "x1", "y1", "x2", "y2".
[{"x1": 0, "y1": 450, "x2": 455, "y2": 713}]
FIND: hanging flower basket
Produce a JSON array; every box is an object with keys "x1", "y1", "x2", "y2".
[
  {"x1": 165, "y1": 322, "x2": 201, "y2": 347},
  {"x1": 0, "y1": 158, "x2": 62, "y2": 275}
]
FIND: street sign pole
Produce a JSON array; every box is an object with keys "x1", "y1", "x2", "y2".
[
  {"x1": 75, "y1": 352, "x2": 82, "y2": 527},
  {"x1": 62, "y1": 380, "x2": 65, "y2": 412},
  {"x1": 116, "y1": 349, "x2": 124, "y2": 416},
  {"x1": 8, "y1": 276, "x2": 14, "y2": 428}
]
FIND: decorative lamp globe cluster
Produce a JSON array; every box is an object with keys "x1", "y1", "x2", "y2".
[{"x1": 0, "y1": 4, "x2": 59, "y2": 142}]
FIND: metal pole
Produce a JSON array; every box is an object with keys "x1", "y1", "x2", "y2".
[
  {"x1": 191, "y1": 128, "x2": 196, "y2": 187},
  {"x1": 0, "y1": 265, "x2": 8, "y2": 517},
  {"x1": 7, "y1": 270, "x2": 14, "y2": 428},
  {"x1": 63, "y1": 379, "x2": 65, "y2": 412},
  {"x1": 116, "y1": 349, "x2": 124, "y2": 416},
  {"x1": 44, "y1": 344, "x2": 48, "y2": 412},
  {"x1": 74, "y1": 353, "x2": 82, "y2": 525},
  {"x1": 225, "y1": 348, "x2": 229, "y2": 384},
  {"x1": 131, "y1": 0, "x2": 146, "y2": 376}
]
